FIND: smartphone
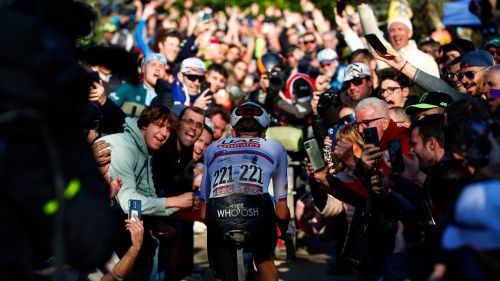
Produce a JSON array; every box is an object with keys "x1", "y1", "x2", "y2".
[
  {"x1": 388, "y1": 140, "x2": 405, "y2": 173},
  {"x1": 336, "y1": 0, "x2": 346, "y2": 15},
  {"x1": 200, "y1": 81, "x2": 211, "y2": 95},
  {"x1": 363, "y1": 127, "x2": 380, "y2": 147},
  {"x1": 464, "y1": 119, "x2": 491, "y2": 168},
  {"x1": 128, "y1": 199, "x2": 142, "y2": 221},
  {"x1": 364, "y1": 33, "x2": 388, "y2": 55},
  {"x1": 89, "y1": 71, "x2": 101, "y2": 84},
  {"x1": 304, "y1": 139, "x2": 326, "y2": 171}
]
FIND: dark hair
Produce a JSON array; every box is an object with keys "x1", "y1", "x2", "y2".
[
  {"x1": 179, "y1": 106, "x2": 205, "y2": 120},
  {"x1": 137, "y1": 105, "x2": 177, "y2": 129},
  {"x1": 377, "y1": 68, "x2": 412, "y2": 88},
  {"x1": 206, "y1": 105, "x2": 229, "y2": 122},
  {"x1": 428, "y1": 159, "x2": 472, "y2": 214},
  {"x1": 150, "y1": 28, "x2": 183, "y2": 53},
  {"x1": 410, "y1": 114, "x2": 445, "y2": 148},
  {"x1": 207, "y1": 63, "x2": 229, "y2": 79},
  {"x1": 445, "y1": 99, "x2": 491, "y2": 125},
  {"x1": 348, "y1": 48, "x2": 374, "y2": 64}
]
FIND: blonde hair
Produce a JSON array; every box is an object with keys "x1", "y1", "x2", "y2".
[{"x1": 332, "y1": 125, "x2": 364, "y2": 172}]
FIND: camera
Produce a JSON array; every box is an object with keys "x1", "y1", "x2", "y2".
[
  {"x1": 317, "y1": 87, "x2": 341, "y2": 125},
  {"x1": 268, "y1": 70, "x2": 285, "y2": 92}
]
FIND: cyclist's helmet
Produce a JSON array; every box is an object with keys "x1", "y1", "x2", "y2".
[
  {"x1": 257, "y1": 52, "x2": 284, "y2": 74},
  {"x1": 230, "y1": 102, "x2": 270, "y2": 132}
]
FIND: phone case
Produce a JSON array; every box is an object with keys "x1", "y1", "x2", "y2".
[
  {"x1": 364, "y1": 33, "x2": 387, "y2": 54},
  {"x1": 363, "y1": 127, "x2": 380, "y2": 147},
  {"x1": 304, "y1": 139, "x2": 325, "y2": 171},
  {"x1": 128, "y1": 199, "x2": 142, "y2": 220},
  {"x1": 388, "y1": 140, "x2": 404, "y2": 173}
]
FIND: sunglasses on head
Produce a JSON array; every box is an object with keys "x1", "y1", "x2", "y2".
[
  {"x1": 185, "y1": 74, "x2": 204, "y2": 82},
  {"x1": 344, "y1": 77, "x2": 366, "y2": 87}
]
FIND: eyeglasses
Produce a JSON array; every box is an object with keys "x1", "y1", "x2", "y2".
[
  {"x1": 445, "y1": 71, "x2": 458, "y2": 81},
  {"x1": 457, "y1": 69, "x2": 485, "y2": 81},
  {"x1": 380, "y1": 86, "x2": 402, "y2": 96},
  {"x1": 344, "y1": 77, "x2": 366, "y2": 88},
  {"x1": 181, "y1": 118, "x2": 204, "y2": 129},
  {"x1": 351, "y1": 117, "x2": 385, "y2": 130},
  {"x1": 185, "y1": 74, "x2": 204, "y2": 82}
]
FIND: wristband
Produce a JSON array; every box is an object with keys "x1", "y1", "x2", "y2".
[{"x1": 398, "y1": 60, "x2": 408, "y2": 72}]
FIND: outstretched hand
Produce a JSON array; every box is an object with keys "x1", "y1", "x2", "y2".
[{"x1": 371, "y1": 44, "x2": 406, "y2": 70}]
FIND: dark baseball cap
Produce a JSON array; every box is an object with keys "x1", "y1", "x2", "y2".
[{"x1": 405, "y1": 92, "x2": 453, "y2": 115}]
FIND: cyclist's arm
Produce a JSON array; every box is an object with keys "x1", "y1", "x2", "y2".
[
  {"x1": 199, "y1": 144, "x2": 214, "y2": 220},
  {"x1": 272, "y1": 143, "x2": 291, "y2": 232}
]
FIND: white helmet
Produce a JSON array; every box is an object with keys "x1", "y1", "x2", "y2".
[
  {"x1": 317, "y1": 48, "x2": 338, "y2": 64},
  {"x1": 230, "y1": 102, "x2": 270, "y2": 132}
]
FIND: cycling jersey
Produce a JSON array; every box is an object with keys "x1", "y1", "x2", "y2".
[{"x1": 199, "y1": 137, "x2": 288, "y2": 202}]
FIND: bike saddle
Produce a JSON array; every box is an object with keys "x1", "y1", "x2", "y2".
[{"x1": 224, "y1": 230, "x2": 251, "y2": 248}]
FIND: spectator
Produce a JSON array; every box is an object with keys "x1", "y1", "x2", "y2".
[
  {"x1": 109, "y1": 53, "x2": 167, "y2": 117},
  {"x1": 358, "y1": 4, "x2": 440, "y2": 77},
  {"x1": 152, "y1": 106, "x2": 205, "y2": 280},
  {"x1": 378, "y1": 68, "x2": 415, "y2": 108},
  {"x1": 482, "y1": 65, "x2": 500, "y2": 116},
  {"x1": 317, "y1": 48, "x2": 346, "y2": 90},
  {"x1": 483, "y1": 37, "x2": 500, "y2": 64},
  {"x1": 459, "y1": 50, "x2": 495, "y2": 97},
  {"x1": 206, "y1": 106, "x2": 229, "y2": 140},
  {"x1": 98, "y1": 105, "x2": 182, "y2": 280},
  {"x1": 409, "y1": 115, "x2": 448, "y2": 171},
  {"x1": 441, "y1": 180, "x2": 500, "y2": 280},
  {"x1": 343, "y1": 62, "x2": 375, "y2": 103},
  {"x1": 172, "y1": 57, "x2": 209, "y2": 108},
  {"x1": 388, "y1": 106, "x2": 411, "y2": 128},
  {"x1": 405, "y1": 91, "x2": 453, "y2": 120}
]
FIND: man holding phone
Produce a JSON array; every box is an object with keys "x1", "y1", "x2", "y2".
[{"x1": 351, "y1": 98, "x2": 412, "y2": 179}]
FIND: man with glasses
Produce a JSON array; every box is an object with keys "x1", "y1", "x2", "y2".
[
  {"x1": 377, "y1": 68, "x2": 414, "y2": 108},
  {"x1": 352, "y1": 98, "x2": 412, "y2": 176},
  {"x1": 343, "y1": 62, "x2": 375, "y2": 103},
  {"x1": 152, "y1": 106, "x2": 206, "y2": 280},
  {"x1": 459, "y1": 50, "x2": 495, "y2": 97},
  {"x1": 172, "y1": 57, "x2": 212, "y2": 109}
]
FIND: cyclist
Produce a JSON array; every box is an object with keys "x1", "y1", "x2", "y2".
[{"x1": 199, "y1": 101, "x2": 291, "y2": 281}]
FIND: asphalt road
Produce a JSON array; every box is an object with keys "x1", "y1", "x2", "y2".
[{"x1": 192, "y1": 226, "x2": 357, "y2": 281}]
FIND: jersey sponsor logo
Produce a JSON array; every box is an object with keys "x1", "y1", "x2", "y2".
[
  {"x1": 217, "y1": 138, "x2": 261, "y2": 149},
  {"x1": 213, "y1": 184, "x2": 233, "y2": 197},
  {"x1": 216, "y1": 203, "x2": 260, "y2": 218}
]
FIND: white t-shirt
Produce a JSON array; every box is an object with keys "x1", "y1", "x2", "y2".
[{"x1": 200, "y1": 137, "x2": 288, "y2": 202}]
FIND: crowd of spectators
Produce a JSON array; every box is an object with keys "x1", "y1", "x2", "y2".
[{"x1": 3, "y1": 0, "x2": 500, "y2": 280}]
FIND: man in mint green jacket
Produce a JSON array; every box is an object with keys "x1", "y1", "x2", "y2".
[{"x1": 98, "y1": 105, "x2": 194, "y2": 280}]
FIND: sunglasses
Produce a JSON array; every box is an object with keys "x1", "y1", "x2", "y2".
[
  {"x1": 457, "y1": 68, "x2": 486, "y2": 81},
  {"x1": 304, "y1": 40, "x2": 316, "y2": 45},
  {"x1": 344, "y1": 77, "x2": 366, "y2": 88},
  {"x1": 185, "y1": 74, "x2": 204, "y2": 82}
]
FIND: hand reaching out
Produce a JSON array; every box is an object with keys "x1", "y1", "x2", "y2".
[
  {"x1": 92, "y1": 140, "x2": 111, "y2": 174},
  {"x1": 125, "y1": 215, "x2": 144, "y2": 251},
  {"x1": 89, "y1": 81, "x2": 106, "y2": 106},
  {"x1": 104, "y1": 172, "x2": 122, "y2": 199}
]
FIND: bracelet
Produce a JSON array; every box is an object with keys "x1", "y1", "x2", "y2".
[{"x1": 398, "y1": 60, "x2": 408, "y2": 72}]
